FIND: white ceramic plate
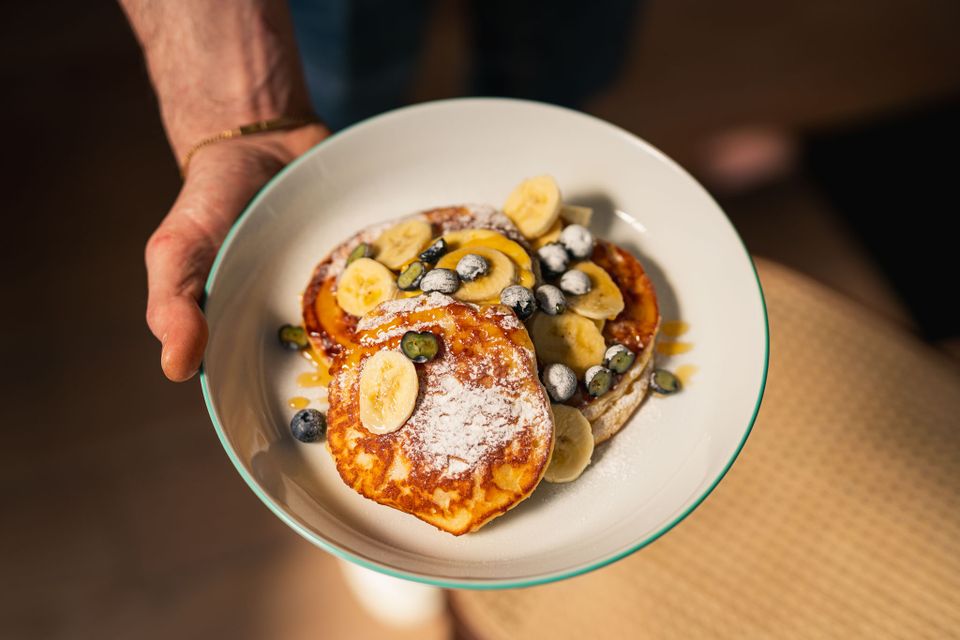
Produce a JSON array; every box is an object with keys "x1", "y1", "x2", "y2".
[{"x1": 201, "y1": 98, "x2": 768, "y2": 589}]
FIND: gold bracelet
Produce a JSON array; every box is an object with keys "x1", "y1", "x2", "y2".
[{"x1": 180, "y1": 114, "x2": 321, "y2": 176}]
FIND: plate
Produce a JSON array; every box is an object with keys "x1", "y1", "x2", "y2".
[{"x1": 201, "y1": 98, "x2": 768, "y2": 588}]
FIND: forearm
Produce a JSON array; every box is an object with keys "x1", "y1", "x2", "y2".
[{"x1": 119, "y1": 0, "x2": 314, "y2": 159}]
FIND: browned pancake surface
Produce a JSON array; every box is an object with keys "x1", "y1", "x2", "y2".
[{"x1": 326, "y1": 294, "x2": 553, "y2": 535}]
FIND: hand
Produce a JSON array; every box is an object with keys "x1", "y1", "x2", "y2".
[
  {"x1": 119, "y1": 0, "x2": 319, "y2": 379},
  {"x1": 145, "y1": 125, "x2": 328, "y2": 381}
]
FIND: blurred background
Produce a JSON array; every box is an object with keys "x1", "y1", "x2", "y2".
[{"x1": 2, "y1": 0, "x2": 958, "y2": 638}]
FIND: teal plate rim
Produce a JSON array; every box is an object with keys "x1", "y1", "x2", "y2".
[{"x1": 199, "y1": 98, "x2": 770, "y2": 590}]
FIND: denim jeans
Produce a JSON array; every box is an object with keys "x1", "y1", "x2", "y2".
[{"x1": 288, "y1": 0, "x2": 641, "y2": 129}]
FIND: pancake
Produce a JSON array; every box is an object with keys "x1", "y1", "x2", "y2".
[
  {"x1": 577, "y1": 240, "x2": 661, "y2": 443},
  {"x1": 325, "y1": 293, "x2": 554, "y2": 535},
  {"x1": 302, "y1": 205, "x2": 528, "y2": 361}
]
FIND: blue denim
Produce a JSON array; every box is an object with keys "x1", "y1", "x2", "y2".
[{"x1": 288, "y1": 0, "x2": 641, "y2": 129}]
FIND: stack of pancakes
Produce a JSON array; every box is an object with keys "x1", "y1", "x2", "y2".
[{"x1": 304, "y1": 205, "x2": 659, "y2": 535}]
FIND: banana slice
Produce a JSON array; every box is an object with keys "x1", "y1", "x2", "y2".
[
  {"x1": 444, "y1": 230, "x2": 534, "y2": 271},
  {"x1": 443, "y1": 229, "x2": 537, "y2": 290},
  {"x1": 532, "y1": 218, "x2": 563, "y2": 250},
  {"x1": 544, "y1": 404, "x2": 594, "y2": 483},
  {"x1": 531, "y1": 312, "x2": 606, "y2": 377},
  {"x1": 560, "y1": 204, "x2": 593, "y2": 226},
  {"x1": 436, "y1": 246, "x2": 516, "y2": 303},
  {"x1": 463, "y1": 234, "x2": 536, "y2": 290},
  {"x1": 372, "y1": 219, "x2": 433, "y2": 270},
  {"x1": 358, "y1": 350, "x2": 419, "y2": 435},
  {"x1": 442, "y1": 228, "x2": 501, "y2": 250},
  {"x1": 335, "y1": 258, "x2": 399, "y2": 317},
  {"x1": 503, "y1": 175, "x2": 562, "y2": 239},
  {"x1": 566, "y1": 261, "x2": 625, "y2": 320}
]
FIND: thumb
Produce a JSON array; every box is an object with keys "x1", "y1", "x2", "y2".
[{"x1": 144, "y1": 215, "x2": 216, "y2": 381}]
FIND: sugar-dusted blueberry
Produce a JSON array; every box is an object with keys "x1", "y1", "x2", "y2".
[
  {"x1": 535, "y1": 284, "x2": 567, "y2": 315},
  {"x1": 418, "y1": 237, "x2": 448, "y2": 264},
  {"x1": 559, "y1": 224, "x2": 594, "y2": 260},
  {"x1": 603, "y1": 343, "x2": 636, "y2": 373},
  {"x1": 537, "y1": 242, "x2": 570, "y2": 277},
  {"x1": 542, "y1": 363, "x2": 578, "y2": 402},
  {"x1": 585, "y1": 365, "x2": 614, "y2": 397},
  {"x1": 500, "y1": 285, "x2": 537, "y2": 320},
  {"x1": 559, "y1": 269, "x2": 592, "y2": 296},
  {"x1": 290, "y1": 408, "x2": 326, "y2": 442},
  {"x1": 419, "y1": 268, "x2": 460, "y2": 294},
  {"x1": 456, "y1": 253, "x2": 489, "y2": 282}
]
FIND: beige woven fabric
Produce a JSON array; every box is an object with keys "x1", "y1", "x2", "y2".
[{"x1": 452, "y1": 259, "x2": 960, "y2": 639}]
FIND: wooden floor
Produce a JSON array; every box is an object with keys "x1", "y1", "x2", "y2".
[{"x1": 1, "y1": 0, "x2": 955, "y2": 638}]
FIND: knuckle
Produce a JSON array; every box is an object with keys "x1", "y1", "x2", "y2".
[
  {"x1": 144, "y1": 226, "x2": 190, "y2": 266},
  {"x1": 145, "y1": 302, "x2": 161, "y2": 331},
  {"x1": 145, "y1": 229, "x2": 172, "y2": 260}
]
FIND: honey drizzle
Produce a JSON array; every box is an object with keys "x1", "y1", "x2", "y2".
[
  {"x1": 656, "y1": 341, "x2": 693, "y2": 356},
  {"x1": 287, "y1": 396, "x2": 310, "y2": 409},
  {"x1": 297, "y1": 370, "x2": 332, "y2": 388},
  {"x1": 297, "y1": 347, "x2": 333, "y2": 388},
  {"x1": 661, "y1": 320, "x2": 690, "y2": 338},
  {"x1": 674, "y1": 364, "x2": 698, "y2": 387},
  {"x1": 657, "y1": 320, "x2": 692, "y2": 356}
]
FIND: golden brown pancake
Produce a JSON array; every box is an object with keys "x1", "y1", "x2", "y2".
[
  {"x1": 325, "y1": 293, "x2": 554, "y2": 535},
  {"x1": 567, "y1": 240, "x2": 661, "y2": 443},
  {"x1": 302, "y1": 205, "x2": 528, "y2": 361}
]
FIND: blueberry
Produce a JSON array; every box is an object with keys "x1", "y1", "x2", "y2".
[
  {"x1": 397, "y1": 261, "x2": 426, "y2": 291},
  {"x1": 346, "y1": 242, "x2": 373, "y2": 266},
  {"x1": 559, "y1": 269, "x2": 592, "y2": 296},
  {"x1": 603, "y1": 343, "x2": 636, "y2": 373},
  {"x1": 278, "y1": 324, "x2": 309, "y2": 350},
  {"x1": 401, "y1": 330, "x2": 439, "y2": 363},
  {"x1": 585, "y1": 365, "x2": 614, "y2": 397},
  {"x1": 418, "y1": 238, "x2": 448, "y2": 264},
  {"x1": 650, "y1": 368, "x2": 682, "y2": 395},
  {"x1": 456, "y1": 253, "x2": 489, "y2": 281},
  {"x1": 535, "y1": 284, "x2": 567, "y2": 315},
  {"x1": 559, "y1": 224, "x2": 594, "y2": 260},
  {"x1": 290, "y1": 409, "x2": 326, "y2": 442},
  {"x1": 500, "y1": 285, "x2": 536, "y2": 320},
  {"x1": 537, "y1": 242, "x2": 570, "y2": 277},
  {"x1": 542, "y1": 363, "x2": 577, "y2": 402},
  {"x1": 419, "y1": 268, "x2": 460, "y2": 294}
]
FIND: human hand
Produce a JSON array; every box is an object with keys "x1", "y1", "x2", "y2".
[
  {"x1": 145, "y1": 124, "x2": 328, "y2": 381},
  {"x1": 120, "y1": 0, "x2": 322, "y2": 380}
]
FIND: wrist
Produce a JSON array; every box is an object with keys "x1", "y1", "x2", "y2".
[
  {"x1": 183, "y1": 122, "x2": 330, "y2": 183},
  {"x1": 128, "y1": 0, "x2": 315, "y2": 158},
  {"x1": 153, "y1": 72, "x2": 316, "y2": 160}
]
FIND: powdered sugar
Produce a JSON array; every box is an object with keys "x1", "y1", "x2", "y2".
[
  {"x1": 358, "y1": 293, "x2": 524, "y2": 345},
  {"x1": 403, "y1": 345, "x2": 546, "y2": 476},
  {"x1": 358, "y1": 293, "x2": 455, "y2": 326},
  {"x1": 353, "y1": 294, "x2": 549, "y2": 478},
  {"x1": 454, "y1": 205, "x2": 521, "y2": 240}
]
